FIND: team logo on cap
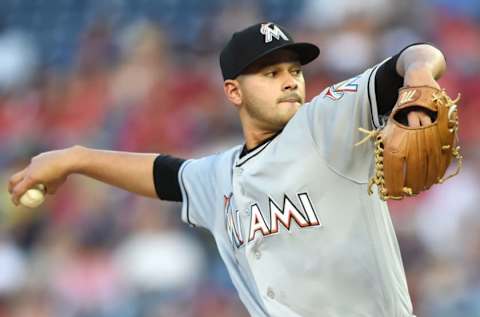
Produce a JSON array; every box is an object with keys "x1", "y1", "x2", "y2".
[{"x1": 260, "y1": 23, "x2": 288, "y2": 43}]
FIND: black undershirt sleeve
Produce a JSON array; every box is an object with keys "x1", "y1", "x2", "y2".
[
  {"x1": 375, "y1": 42, "x2": 431, "y2": 115},
  {"x1": 153, "y1": 154, "x2": 186, "y2": 202}
]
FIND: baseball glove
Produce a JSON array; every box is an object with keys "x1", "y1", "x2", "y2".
[{"x1": 356, "y1": 86, "x2": 462, "y2": 200}]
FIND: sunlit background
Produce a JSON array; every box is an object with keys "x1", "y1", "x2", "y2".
[{"x1": 0, "y1": 0, "x2": 479, "y2": 316}]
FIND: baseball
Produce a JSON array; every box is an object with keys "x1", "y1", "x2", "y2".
[{"x1": 20, "y1": 184, "x2": 46, "y2": 208}]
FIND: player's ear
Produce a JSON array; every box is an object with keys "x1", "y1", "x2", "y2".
[{"x1": 224, "y1": 79, "x2": 242, "y2": 107}]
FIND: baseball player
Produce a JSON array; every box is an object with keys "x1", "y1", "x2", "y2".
[{"x1": 9, "y1": 23, "x2": 449, "y2": 316}]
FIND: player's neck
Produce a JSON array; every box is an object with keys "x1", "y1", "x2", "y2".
[
  {"x1": 239, "y1": 109, "x2": 283, "y2": 150},
  {"x1": 242, "y1": 121, "x2": 282, "y2": 150},
  {"x1": 244, "y1": 131, "x2": 277, "y2": 150}
]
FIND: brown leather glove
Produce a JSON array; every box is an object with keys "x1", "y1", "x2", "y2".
[{"x1": 357, "y1": 86, "x2": 462, "y2": 200}]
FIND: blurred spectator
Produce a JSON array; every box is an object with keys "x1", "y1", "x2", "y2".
[
  {"x1": 0, "y1": 1, "x2": 479, "y2": 316},
  {"x1": 114, "y1": 199, "x2": 206, "y2": 293},
  {"x1": 413, "y1": 147, "x2": 480, "y2": 259},
  {"x1": 108, "y1": 20, "x2": 228, "y2": 153},
  {"x1": 48, "y1": 220, "x2": 125, "y2": 317},
  {"x1": 0, "y1": 21, "x2": 37, "y2": 94},
  {"x1": 321, "y1": 17, "x2": 376, "y2": 76},
  {"x1": 303, "y1": 0, "x2": 394, "y2": 29},
  {"x1": 0, "y1": 237, "x2": 26, "y2": 296}
]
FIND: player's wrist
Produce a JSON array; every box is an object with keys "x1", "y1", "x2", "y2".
[
  {"x1": 403, "y1": 64, "x2": 440, "y2": 89},
  {"x1": 67, "y1": 145, "x2": 88, "y2": 175}
]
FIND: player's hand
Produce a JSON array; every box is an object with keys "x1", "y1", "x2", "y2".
[
  {"x1": 403, "y1": 63, "x2": 441, "y2": 90},
  {"x1": 402, "y1": 64, "x2": 438, "y2": 128},
  {"x1": 8, "y1": 147, "x2": 77, "y2": 206},
  {"x1": 407, "y1": 110, "x2": 432, "y2": 128}
]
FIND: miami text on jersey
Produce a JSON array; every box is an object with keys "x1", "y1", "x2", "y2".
[{"x1": 225, "y1": 193, "x2": 321, "y2": 249}]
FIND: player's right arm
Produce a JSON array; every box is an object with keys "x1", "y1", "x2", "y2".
[{"x1": 8, "y1": 145, "x2": 184, "y2": 206}]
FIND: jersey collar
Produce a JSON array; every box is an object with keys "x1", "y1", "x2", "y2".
[{"x1": 236, "y1": 129, "x2": 283, "y2": 167}]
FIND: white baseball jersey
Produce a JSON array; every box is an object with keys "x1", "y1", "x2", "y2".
[{"x1": 178, "y1": 60, "x2": 415, "y2": 317}]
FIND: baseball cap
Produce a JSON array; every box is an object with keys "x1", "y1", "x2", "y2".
[{"x1": 220, "y1": 22, "x2": 320, "y2": 80}]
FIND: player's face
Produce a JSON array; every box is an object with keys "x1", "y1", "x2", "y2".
[{"x1": 237, "y1": 49, "x2": 305, "y2": 131}]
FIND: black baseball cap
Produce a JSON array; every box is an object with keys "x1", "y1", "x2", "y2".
[{"x1": 220, "y1": 22, "x2": 320, "y2": 80}]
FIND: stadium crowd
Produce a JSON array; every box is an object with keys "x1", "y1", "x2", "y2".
[{"x1": 0, "y1": 0, "x2": 479, "y2": 316}]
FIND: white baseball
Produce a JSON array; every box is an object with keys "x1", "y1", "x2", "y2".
[{"x1": 20, "y1": 184, "x2": 46, "y2": 208}]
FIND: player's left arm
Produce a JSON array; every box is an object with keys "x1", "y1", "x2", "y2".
[
  {"x1": 300, "y1": 43, "x2": 449, "y2": 183},
  {"x1": 375, "y1": 43, "x2": 447, "y2": 127}
]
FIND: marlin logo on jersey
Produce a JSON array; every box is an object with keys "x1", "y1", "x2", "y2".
[
  {"x1": 324, "y1": 76, "x2": 360, "y2": 100},
  {"x1": 224, "y1": 193, "x2": 244, "y2": 248},
  {"x1": 224, "y1": 192, "x2": 321, "y2": 249},
  {"x1": 260, "y1": 23, "x2": 289, "y2": 43}
]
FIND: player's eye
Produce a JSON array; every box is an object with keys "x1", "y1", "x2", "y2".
[
  {"x1": 264, "y1": 71, "x2": 277, "y2": 78},
  {"x1": 291, "y1": 68, "x2": 301, "y2": 76}
]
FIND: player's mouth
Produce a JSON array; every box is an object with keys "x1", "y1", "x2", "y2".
[{"x1": 277, "y1": 95, "x2": 303, "y2": 105}]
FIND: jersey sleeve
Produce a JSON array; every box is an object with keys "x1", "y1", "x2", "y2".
[
  {"x1": 303, "y1": 60, "x2": 388, "y2": 183},
  {"x1": 177, "y1": 155, "x2": 219, "y2": 230}
]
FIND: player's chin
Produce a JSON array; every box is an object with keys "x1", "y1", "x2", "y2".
[
  {"x1": 274, "y1": 109, "x2": 297, "y2": 127},
  {"x1": 278, "y1": 102, "x2": 301, "y2": 116},
  {"x1": 278, "y1": 101, "x2": 302, "y2": 114}
]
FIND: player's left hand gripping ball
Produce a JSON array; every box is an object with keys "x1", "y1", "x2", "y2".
[{"x1": 20, "y1": 184, "x2": 46, "y2": 208}]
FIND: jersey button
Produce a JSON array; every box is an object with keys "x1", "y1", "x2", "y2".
[
  {"x1": 255, "y1": 251, "x2": 261, "y2": 260},
  {"x1": 267, "y1": 288, "x2": 275, "y2": 299}
]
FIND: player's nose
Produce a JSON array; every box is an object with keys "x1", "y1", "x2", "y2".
[{"x1": 282, "y1": 75, "x2": 298, "y2": 91}]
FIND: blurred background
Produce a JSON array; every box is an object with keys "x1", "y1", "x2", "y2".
[{"x1": 0, "y1": 0, "x2": 479, "y2": 316}]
